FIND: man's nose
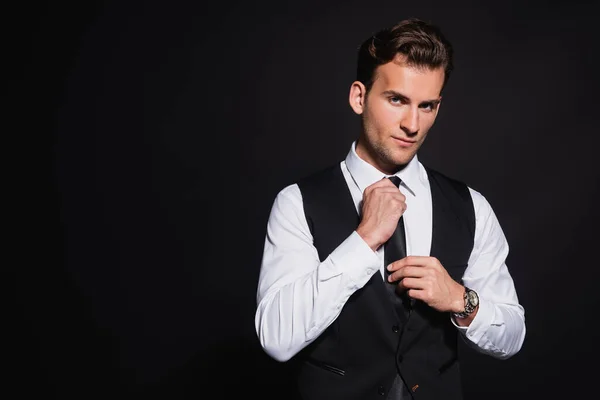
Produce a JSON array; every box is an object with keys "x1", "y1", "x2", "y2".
[{"x1": 400, "y1": 107, "x2": 419, "y2": 135}]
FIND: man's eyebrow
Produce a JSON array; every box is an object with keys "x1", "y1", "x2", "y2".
[{"x1": 381, "y1": 90, "x2": 441, "y2": 105}]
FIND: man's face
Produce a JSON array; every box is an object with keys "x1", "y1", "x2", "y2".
[{"x1": 350, "y1": 55, "x2": 445, "y2": 174}]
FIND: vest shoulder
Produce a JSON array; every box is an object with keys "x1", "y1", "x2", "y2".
[
  {"x1": 423, "y1": 165, "x2": 464, "y2": 184},
  {"x1": 423, "y1": 165, "x2": 469, "y2": 187},
  {"x1": 424, "y1": 164, "x2": 476, "y2": 240},
  {"x1": 423, "y1": 165, "x2": 473, "y2": 206}
]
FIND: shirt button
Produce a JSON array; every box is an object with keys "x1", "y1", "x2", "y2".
[
  {"x1": 377, "y1": 385, "x2": 385, "y2": 395},
  {"x1": 367, "y1": 268, "x2": 373, "y2": 274},
  {"x1": 392, "y1": 325, "x2": 400, "y2": 333}
]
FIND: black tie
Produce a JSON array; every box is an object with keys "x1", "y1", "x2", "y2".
[
  {"x1": 383, "y1": 176, "x2": 411, "y2": 321},
  {"x1": 383, "y1": 176, "x2": 413, "y2": 400}
]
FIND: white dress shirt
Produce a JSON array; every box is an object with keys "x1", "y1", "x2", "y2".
[{"x1": 255, "y1": 141, "x2": 526, "y2": 363}]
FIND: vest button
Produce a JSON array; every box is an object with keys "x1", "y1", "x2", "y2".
[
  {"x1": 377, "y1": 385, "x2": 385, "y2": 395},
  {"x1": 397, "y1": 355, "x2": 404, "y2": 362},
  {"x1": 392, "y1": 325, "x2": 399, "y2": 333}
]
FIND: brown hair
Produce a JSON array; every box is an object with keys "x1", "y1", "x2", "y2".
[{"x1": 356, "y1": 18, "x2": 454, "y2": 93}]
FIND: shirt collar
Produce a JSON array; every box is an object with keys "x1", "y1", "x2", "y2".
[{"x1": 345, "y1": 140, "x2": 423, "y2": 197}]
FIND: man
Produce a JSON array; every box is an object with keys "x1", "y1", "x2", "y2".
[{"x1": 254, "y1": 18, "x2": 525, "y2": 400}]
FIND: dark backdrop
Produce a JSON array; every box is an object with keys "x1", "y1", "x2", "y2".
[{"x1": 9, "y1": 0, "x2": 599, "y2": 399}]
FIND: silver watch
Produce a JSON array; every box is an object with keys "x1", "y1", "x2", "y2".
[{"x1": 453, "y1": 287, "x2": 479, "y2": 319}]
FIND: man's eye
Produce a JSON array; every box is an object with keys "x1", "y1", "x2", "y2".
[
  {"x1": 421, "y1": 103, "x2": 434, "y2": 111},
  {"x1": 390, "y1": 97, "x2": 402, "y2": 104}
]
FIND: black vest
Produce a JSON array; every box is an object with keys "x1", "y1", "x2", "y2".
[{"x1": 293, "y1": 163, "x2": 475, "y2": 400}]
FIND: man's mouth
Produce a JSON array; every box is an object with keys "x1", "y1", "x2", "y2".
[{"x1": 392, "y1": 137, "x2": 416, "y2": 147}]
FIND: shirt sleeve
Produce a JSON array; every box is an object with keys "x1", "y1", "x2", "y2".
[
  {"x1": 451, "y1": 188, "x2": 526, "y2": 359},
  {"x1": 255, "y1": 183, "x2": 381, "y2": 362}
]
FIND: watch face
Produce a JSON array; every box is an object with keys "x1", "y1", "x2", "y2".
[{"x1": 467, "y1": 290, "x2": 479, "y2": 307}]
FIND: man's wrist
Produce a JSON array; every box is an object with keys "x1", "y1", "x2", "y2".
[
  {"x1": 451, "y1": 286, "x2": 467, "y2": 314},
  {"x1": 355, "y1": 228, "x2": 383, "y2": 252}
]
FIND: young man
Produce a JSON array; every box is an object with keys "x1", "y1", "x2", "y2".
[{"x1": 255, "y1": 18, "x2": 526, "y2": 400}]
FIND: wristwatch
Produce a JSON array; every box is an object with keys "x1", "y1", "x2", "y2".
[{"x1": 453, "y1": 287, "x2": 479, "y2": 319}]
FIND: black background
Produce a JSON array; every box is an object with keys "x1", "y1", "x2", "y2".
[{"x1": 9, "y1": 0, "x2": 600, "y2": 399}]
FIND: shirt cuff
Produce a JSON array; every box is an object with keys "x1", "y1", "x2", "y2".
[
  {"x1": 451, "y1": 297, "x2": 493, "y2": 343},
  {"x1": 326, "y1": 231, "x2": 381, "y2": 289}
]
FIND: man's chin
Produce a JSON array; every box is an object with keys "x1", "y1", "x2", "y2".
[{"x1": 391, "y1": 152, "x2": 416, "y2": 167}]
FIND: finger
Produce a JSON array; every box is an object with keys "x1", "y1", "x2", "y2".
[
  {"x1": 369, "y1": 186, "x2": 406, "y2": 197},
  {"x1": 388, "y1": 266, "x2": 427, "y2": 282},
  {"x1": 389, "y1": 255, "x2": 432, "y2": 271},
  {"x1": 428, "y1": 256, "x2": 445, "y2": 271},
  {"x1": 386, "y1": 259, "x2": 404, "y2": 273},
  {"x1": 403, "y1": 256, "x2": 444, "y2": 272},
  {"x1": 375, "y1": 182, "x2": 406, "y2": 198},
  {"x1": 387, "y1": 256, "x2": 426, "y2": 272},
  {"x1": 396, "y1": 277, "x2": 425, "y2": 291},
  {"x1": 366, "y1": 181, "x2": 407, "y2": 200},
  {"x1": 406, "y1": 288, "x2": 425, "y2": 300},
  {"x1": 404, "y1": 255, "x2": 433, "y2": 265},
  {"x1": 390, "y1": 191, "x2": 407, "y2": 204}
]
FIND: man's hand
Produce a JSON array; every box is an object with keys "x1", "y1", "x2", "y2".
[
  {"x1": 386, "y1": 256, "x2": 465, "y2": 313},
  {"x1": 356, "y1": 178, "x2": 406, "y2": 251}
]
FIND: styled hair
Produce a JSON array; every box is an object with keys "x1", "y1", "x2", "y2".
[{"x1": 356, "y1": 18, "x2": 454, "y2": 93}]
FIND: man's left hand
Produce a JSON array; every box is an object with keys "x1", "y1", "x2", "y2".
[{"x1": 387, "y1": 256, "x2": 464, "y2": 313}]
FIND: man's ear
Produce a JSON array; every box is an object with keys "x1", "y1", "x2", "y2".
[{"x1": 349, "y1": 81, "x2": 367, "y2": 115}]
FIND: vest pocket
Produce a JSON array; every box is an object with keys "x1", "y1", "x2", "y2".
[{"x1": 305, "y1": 358, "x2": 346, "y2": 376}]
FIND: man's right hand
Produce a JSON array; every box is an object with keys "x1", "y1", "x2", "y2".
[{"x1": 356, "y1": 177, "x2": 406, "y2": 252}]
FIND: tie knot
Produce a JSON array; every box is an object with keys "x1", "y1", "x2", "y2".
[{"x1": 387, "y1": 175, "x2": 401, "y2": 188}]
